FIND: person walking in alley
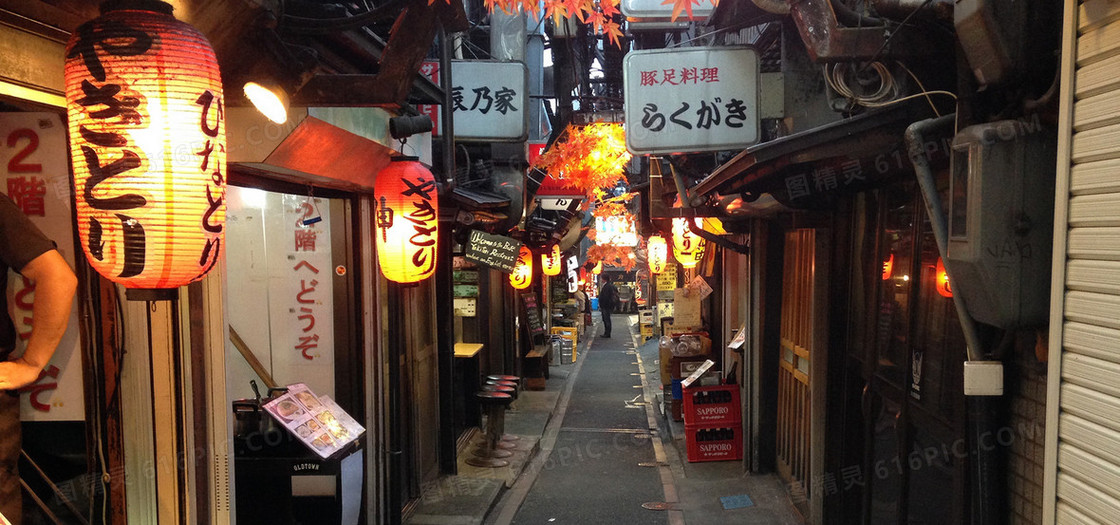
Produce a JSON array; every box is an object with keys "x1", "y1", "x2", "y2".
[
  {"x1": 0, "y1": 194, "x2": 78, "y2": 524},
  {"x1": 599, "y1": 274, "x2": 619, "y2": 338}
]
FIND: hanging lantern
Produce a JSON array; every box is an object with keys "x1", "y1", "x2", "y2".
[
  {"x1": 510, "y1": 245, "x2": 533, "y2": 289},
  {"x1": 592, "y1": 260, "x2": 603, "y2": 274},
  {"x1": 541, "y1": 244, "x2": 562, "y2": 276},
  {"x1": 672, "y1": 217, "x2": 707, "y2": 268},
  {"x1": 375, "y1": 157, "x2": 440, "y2": 283},
  {"x1": 882, "y1": 253, "x2": 895, "y2": 281},
  {"x1": 65, "y1": 1, "x2": 225, "y2": 289},
  {"x1": 647, "y1": 235, "x2": 668, "y2": 274},
  {"x1": 935, "y1": 257, "x2": 953, "y2": 298}
]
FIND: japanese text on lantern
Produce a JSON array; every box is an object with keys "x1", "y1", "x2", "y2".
[
  {"x1": 385, "y1": 175, "x2": 437, "y2": 275},
  {"x1": 196, "y1": 89, "x2": 224, "y2": 275},
  {"x1": 293, "y1": 259, "x2": 321, "y2": 360}
]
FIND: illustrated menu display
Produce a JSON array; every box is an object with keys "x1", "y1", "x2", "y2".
[{"x1": 263, "y1": 383, "x2": 365, "y2": 458}]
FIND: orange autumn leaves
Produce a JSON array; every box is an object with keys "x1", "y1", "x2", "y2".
[{"x1": 533, "y1": 123, "x2": 631, "y2": 200}]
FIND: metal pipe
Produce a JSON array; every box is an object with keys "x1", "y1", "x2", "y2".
[
  {"x1": 669, "y1": 161, "x2": 750, "y2": 254},
  {"x1": 386, "y1": 283, "x2": 403, "y2": 525},
  {"x1": 904, "y1": 115, "x2": 984, "y2": 362}
]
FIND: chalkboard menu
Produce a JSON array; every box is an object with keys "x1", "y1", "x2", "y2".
[
  {"x1": 465, "y1": 230, "x2": 520, "y2": 273},
  {"x1": 521, "y1": 293, "x2": 545, "y2": 337}
]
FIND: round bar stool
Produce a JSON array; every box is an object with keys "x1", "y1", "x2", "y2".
[
  {"x1": 486, "y1": 375, "x2": 520, "y2": 385},
  {"x1": 466, "y1": 391, "x2": 514, "y2": 468},
  {"x1": 485, "y1": 380, "x2": 518, "y2": 400}
]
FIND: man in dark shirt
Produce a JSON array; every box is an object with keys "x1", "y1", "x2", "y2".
[
  {"x1": 0, "y1": 194, "x2": 77, "y2": 524},
  {"x1": 599, "y1": 275, "x2": 618, "y2": 338}
]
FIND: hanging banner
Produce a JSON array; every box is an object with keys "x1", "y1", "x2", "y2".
[
  {"x1": 624, "y1": 46, "x2": 759, "y2": 155},
  {"x1": 1, "y1": 113, "x2": 85, "y2": 421},
  {"x1": 451, "y1": 60, "x2": 529, "y2": 142}
]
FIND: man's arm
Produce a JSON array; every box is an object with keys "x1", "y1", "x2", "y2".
[{"x1": 0, "y1": 249, "x2": 77, "y2": 390}]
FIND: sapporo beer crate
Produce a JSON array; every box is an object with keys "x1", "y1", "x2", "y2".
[
  {"x1": 684, "y1": 424, "x2": 742, "y2": 462},
  {"x1": 682, "y1": 384, "x2": 741, "y2": 426}
]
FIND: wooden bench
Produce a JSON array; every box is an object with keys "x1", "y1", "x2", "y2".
[{"x1": 523, "y1": 345, "x2": 551, "y2": 390}]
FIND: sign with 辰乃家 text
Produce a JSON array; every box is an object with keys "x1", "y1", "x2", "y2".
[
  {"x1": 624, "y1": 47, "x2": 759, "y2": 155},
  {"x1": 465, "y1": 230, "x2": 521, "y2": 273},
  {"x1": 451, "y1": 60, "x2": 529, "y2": 142}
]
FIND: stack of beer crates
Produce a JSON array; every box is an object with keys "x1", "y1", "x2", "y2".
[{"x1": 682, "y1": 384, "x2": 742, "y2": 462}]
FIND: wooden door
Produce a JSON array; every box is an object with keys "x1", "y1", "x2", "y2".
[{"x1": 777, "y1": 229, "x2": 817, "y2": 510}]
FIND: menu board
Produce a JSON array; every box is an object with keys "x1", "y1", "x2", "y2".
[
  {"x1": 464, "y1": 230, "x2": 520, "y2": 273},
  {"x1": 521, "y1": 293, "x2": 545, "y2": 337},
  {"x1": 263, "y1": 383, "x2": 365, "y2": 459}
]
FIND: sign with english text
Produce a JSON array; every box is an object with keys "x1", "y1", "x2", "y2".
[
  {"x1": 1, "y1": 113, "x2": 85, "y2": 422},
  {"x1": 624, "y1": 47, "x2": 759, "y2": 155},
  {"x1": 464, "y1": 230, "x2": 521, "y2": 273},
  {"x1": 451, "y1": 61, "x2": 529, "y2": 142}
]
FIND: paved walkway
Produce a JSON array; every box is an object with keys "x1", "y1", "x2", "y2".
[{"x1": 407, "y1": 313, "x2": 805, "y2": 525}]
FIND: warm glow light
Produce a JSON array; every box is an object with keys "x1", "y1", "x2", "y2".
[
  {"x1": 935, "y1": 257, "x2": 953, "y2": 297},
  {"x1": 532, "y1": 122, "x2": 631, "y2": 198},
  {"x1": 65, "y1": 3, "x2": 225, "y2": 289},
  {"x1": 672, "y1": 217, "x2": 707, "y2": 268},
  {"x1": 244, "y1": 81, "x2": 289, "y2": 124},
  {"x1": 882, "y1": 253, "x2": 894, "y2": 280},
  {"x1": 541, "y1": 244, "x2": 562, "y2": 276},
  {"x1": 375, "y1": 157, "x2": 439, "y2": 283},
  {"x1": 510, "y1": 245, "x2": 534, "y2": 289},
  {"x1": 597, "y1": 215, "x2": 639, "y2": 246},
  {"x1": 592, "y1": 261, "x2": 603, "y2": 274},
  {"x1": 648, "y1": 235, "x2": 668, "y2": 273}
]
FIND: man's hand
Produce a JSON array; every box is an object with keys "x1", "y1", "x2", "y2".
[{"x1": 0, "y1": 357, "x2": 44, "y2": 391}]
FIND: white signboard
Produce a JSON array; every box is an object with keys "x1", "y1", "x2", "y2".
[
  {"x1": 451, "y1": 60, "x2": 529, "y2": 142},
  {"x1": 1, "y1": 113, "x2": 85, "y2": 421},
  {"x1": 624, "y1": 47, "x2": 759, "y2": 155},
  {"x1": 621, "y1": 0, "x2": 713, "y2": 19}
]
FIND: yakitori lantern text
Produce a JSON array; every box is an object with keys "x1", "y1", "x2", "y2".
[
  {"x1": 510, "y1": 245, "x2": 533, "y2": 289},
  {"x1": 541, "y1": 244, "x2": 562, "y2": 276},
  {"x1": 375, "y1": 157, "x2": 440, "y2": 283},
  {"x1": 65, "y1": 2, "x2": 225, "y2": 289},
  {"x1": 672, "y1": 218, "x2": 706, "y2": 268},
  {"x1": 647, "y1": 235, "x2": 668, "y2": 274}
]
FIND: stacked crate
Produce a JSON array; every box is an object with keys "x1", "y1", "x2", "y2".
[{"x1": 682, "y1": 384, "x2": 742, "y2": 462}]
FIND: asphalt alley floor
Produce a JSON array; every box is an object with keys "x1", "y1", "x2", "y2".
[{"x1": 483, "y1": 314, "x2": 805, "y2": 525}]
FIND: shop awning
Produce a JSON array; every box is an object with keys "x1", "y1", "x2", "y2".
[{"x1": 687, "y1": 100, "x2": 937, "y2": 210}]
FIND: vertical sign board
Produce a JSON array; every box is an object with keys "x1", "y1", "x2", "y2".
[
  {"x1": 451, "y1": 60, "x2": 530, "y2": 142},
  {"x1": 418, "y1": 60, "x2": 442, "y2": 136},
  {"x1": 623, "y1": 47, "x2": 760, "y2": 155},
  {"x1": 0, "y1": 113, "x2": 84, "y2": 421}
]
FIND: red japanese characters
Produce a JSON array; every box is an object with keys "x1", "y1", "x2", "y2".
[
  {"x1": 64, "y1": 3, "x2": 225, "y2": 289},
  {"x1": 375, "y1": 157, "x2": 439, "y2": 283}
]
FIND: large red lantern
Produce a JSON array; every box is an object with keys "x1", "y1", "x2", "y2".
[
  {"x1": 647, "y1": 235, "x2": 668, "y2": 274},
  {"x1": 510, "y1": 245, "x2": 533, "y2": 289},
  {"x1": 65, "y1": 1, "x2": 225, "y2": 289},
  {"x1": 672, "y1": 218, "x2": 707, "y2": 268},
  {"x1": 541, "y1": 244, "x2": 562, "y2": 276},
  {"x1": 375, "y1": 157, "x2": 440, "y2": 283}
]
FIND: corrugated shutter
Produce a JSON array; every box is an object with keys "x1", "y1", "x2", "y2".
[{"x1": 1048, "y1": 1, "x2": 1120, "y2": 522}]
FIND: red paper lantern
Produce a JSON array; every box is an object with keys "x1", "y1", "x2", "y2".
[
  {"x1": 375, "y1": 157, "x2": 440, "y2": 283},
  {"x1": 541, "y1": 244, "x2": 562, "y2": 276},
  {"x1": 65, "y1": 1, "x2": 225, "y2": 289},
  {"x1": 510, "y1": 245, "x2": 533, "y2": 289},
  {"x1": 647, "y1": 235, "x2": 668, "y2": 274},
  {"x1": 935, "y1": 257, "x2": 953, "y2": 298},
  {"x1": 672, "y1": 217, "x2": 706, "y2": 268}
]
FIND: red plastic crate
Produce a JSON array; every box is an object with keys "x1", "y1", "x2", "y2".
[
  {"x1": 682, "y1": 385, "x2": 741, "y2": 426},
  {"x1": 685, "y1": 424, "x2": 742, "y2": 462}
]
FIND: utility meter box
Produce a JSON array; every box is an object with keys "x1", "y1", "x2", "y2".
[{"x1": 948, "y1": 120, "x2": 1056, "y2": 329}]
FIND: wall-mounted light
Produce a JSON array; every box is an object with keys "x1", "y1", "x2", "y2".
[
  {"x1": 244, "y1": 80, "x2": 290, "y2": 124},
  {"x1": 935, "y1": 257, "x2": 953, "y2": 297},
  {"x1": 389, "y1": 114, "x2": 435, "y2": 139},
  {"x1": 65, "y1": 0, "x2": 225, "y2": 291}
]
